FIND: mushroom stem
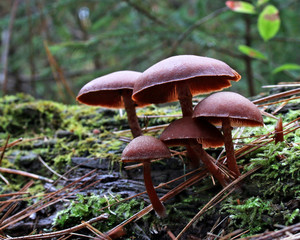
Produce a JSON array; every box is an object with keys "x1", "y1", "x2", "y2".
[
  {"x1": 176, "y1": 82, "x2": 201, "y2": 168},
  {"x1": 176, "y1": 81, "x2": 193, "y2": 117},
  {"x1": 107, "y1": 226, "x2": 126, "y2": 239},
  {"x1": 176, "y1": 82, "x2": 200, "y2": 168},
  {"x1": 142, "y1": 161, "x2": 166, "y2": 218},
  {"x1": 274, "y1": 117, "x2": 284, "y2": 144},
  {"x1": 189, "y1": 141, "x2": 228, "y2": 187},
  {"x1": 222, "y1": 118, "x2": 240, "y2": 178},
  {"x1": 186, "y1": 145, "x2": 200, "y2": 168},
  {"x1": 122, "y1": 90, "x2": 143, "y2": 138}
]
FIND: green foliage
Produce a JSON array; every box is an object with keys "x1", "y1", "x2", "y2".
[
  {"x1": 222, "y1": 194, "x2": 300, "y2": 235},
  {"x1": 1, "y1": 0, "x2": 299, "y2": 99},
  {"x1": 258, "y1": 5, "x2": 280, "y2": 41},
  {"x1": 226, "y1": 1, "x2": 256, "y2": 14},
  {"x1": 228, "y1": 1, "x2": 281, "y2": 42},
  {"x1": 248, "y1": 141, "x2": 300, "y2": 200},
  {"x1": 285, "y1": 209, "x2": 299, "y2": 225},
  {"x1": 222, "y1": 197, "x2": 274, "y2": 234},
  {"x1": 53, "y1": 193, "x2": 145, "y2": 232},
  {"x1": 272, "y1": 63, "x2": 300, "y2": 74},
  {"x1": 216, "y1": 107, "x2": 299, "y2": 236},
  {"x1": 257, "y1": 0, "x2": 269, "y2": 7},
  {"x1": 226, "y1": 0, "x2": 299, "y2": 86},
  {"x1": 238, "y1": 45, "x2": 267, "y2": 60},
  {"x1": 241, "y1": 108, "x2": 300, "y2": 200}
]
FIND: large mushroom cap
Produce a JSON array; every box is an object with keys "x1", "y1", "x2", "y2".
[
  {"x1": 193, "y1": 91, "x2": 264, "y2": 127},
  {"x1": 132, "y1": 55, "x2": 241, "y2": 104},
  {"x1": 160, "y1": 117, "x2": 224, "y2": 148},
  {"x1": 122, "y1": 135, "x2": 171, "y2": 162},
  {"x1": 76, "y1": 70, "x2": 146, "y2": 108}
]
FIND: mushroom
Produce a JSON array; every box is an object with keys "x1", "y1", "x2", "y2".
[
  {"x1": 121, "y1": 135, "x2": 171, "y2": 218},
  {"x1": 193, "y1": 91, "x2": 264, "y2": 178},
  {"x1": 160, "y1": 117, "x2": 229, "y2": 187},
  {"x1": 132, "y1": 55, "x2": 240, "y2": 168},
  {"x1": 76, "y1": 70, "x2": 147, "y2": 138},
  {"x1": 132, "y1": 55, "x2": 241, "y2": 117}
]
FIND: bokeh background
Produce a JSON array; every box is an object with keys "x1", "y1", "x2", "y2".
[{"x1": 0, "y1": 0, "x2": 299, "y2": 103}]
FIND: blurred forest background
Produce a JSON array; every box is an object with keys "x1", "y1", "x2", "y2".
[{"x1": 0, "y1": 0, "x2": 299, "y2": 104}]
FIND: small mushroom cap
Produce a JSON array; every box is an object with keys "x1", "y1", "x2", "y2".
[
  {"x1": 76, "y1": 70, "x2": 146, "y2": 108},
  {"x1": 160, "y1": 117, "x2": 224, "y2": 148},
  {"x1": 132, "y1": 55, "x2": 241, "y2": 104},
  {"x1": 122, "y1": 135, "x2": 171, "y2": 162},
  {"x1": 193, "y1": 91, "x2": 264, "y2": 127}
]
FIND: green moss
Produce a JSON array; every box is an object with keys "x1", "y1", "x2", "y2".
[
  {"x1": 221, "y1": 197, "x2": 274, "y2": 234},
  {"x1": 0, "y1": 93, "x2": 34, "y2": 104},
  {"x1": 0, "y1": 100, "x2": 65, "y2": 136},
  {"x1": 221, "y1": 195, "x2": 299, "y2": 236},
  {"x1": 242, "y1": 122, "x2": 300, "y2": 200},
  {"x1": 0, "y1": 94, "x2": 299, "y2": 238},
  {"x1": 53, "y1": 193, "x2": 145, "y2": 233},
  {"x1": 216, "y1": 107, "x2": 300, "y2": 236}
]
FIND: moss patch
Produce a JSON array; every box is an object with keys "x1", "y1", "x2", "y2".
[{"x1": 0, "y1": 94, "x2": 299, "y2": 238}]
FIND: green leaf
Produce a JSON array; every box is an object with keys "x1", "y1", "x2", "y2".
[
  {"x1": 258, "y1": 5, "x2": 280, "y2": 41},
  {"x1": 257, "y1": 0, "x2": 269, "y2": 7},
  {"x1": 226, "y1": 1, "x2": 256, "y2": 14},
  {"x1": 238, "y1": 45, "x2": 267, "y2": 60},
  {"x1": 272, "y1": 63, "x2": 300, "y2": 74}
]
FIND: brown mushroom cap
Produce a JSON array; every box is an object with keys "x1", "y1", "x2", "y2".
[
  {"x1": 159, "y1": 117, "x2": 224, "y2": 148},
  {"x1": 76, "y1": 70, "x2": 146, "y2": 108},
  {"x1": 132, "y1": 55, "x2": 241, "y2": 104},
  {"x1": 122, "y1": 135, "x2": 171, "y2": 162},
  {"x1": 193, "y1": 91, "x2": 264, "y2": 127}
]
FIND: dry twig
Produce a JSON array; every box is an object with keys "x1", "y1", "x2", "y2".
[{"x1": 0, "y1": 167, "x2": 53, "y2": 183}]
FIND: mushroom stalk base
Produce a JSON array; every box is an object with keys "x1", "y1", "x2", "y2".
[
  {"x1": 143, "y1": 161, "x2": 166, "y2": 218},
  {"x1": 122, "y1": 90, "x2": 143, "y2": 138},
  {"x1": 222, "y1": 118, "x2": 240, "y2": 178}
]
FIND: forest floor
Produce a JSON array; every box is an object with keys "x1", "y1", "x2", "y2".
[{"x1": 0, "y1": 86, "x2": 299, "y2": 240}]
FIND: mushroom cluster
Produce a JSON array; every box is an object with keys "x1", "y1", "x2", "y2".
[
  {"x1": 132, "y1": 55, "x2": 241, "y2": 168},
  {"x1": 76, "y1": 55, "x2": 263, "y2": 218}
]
